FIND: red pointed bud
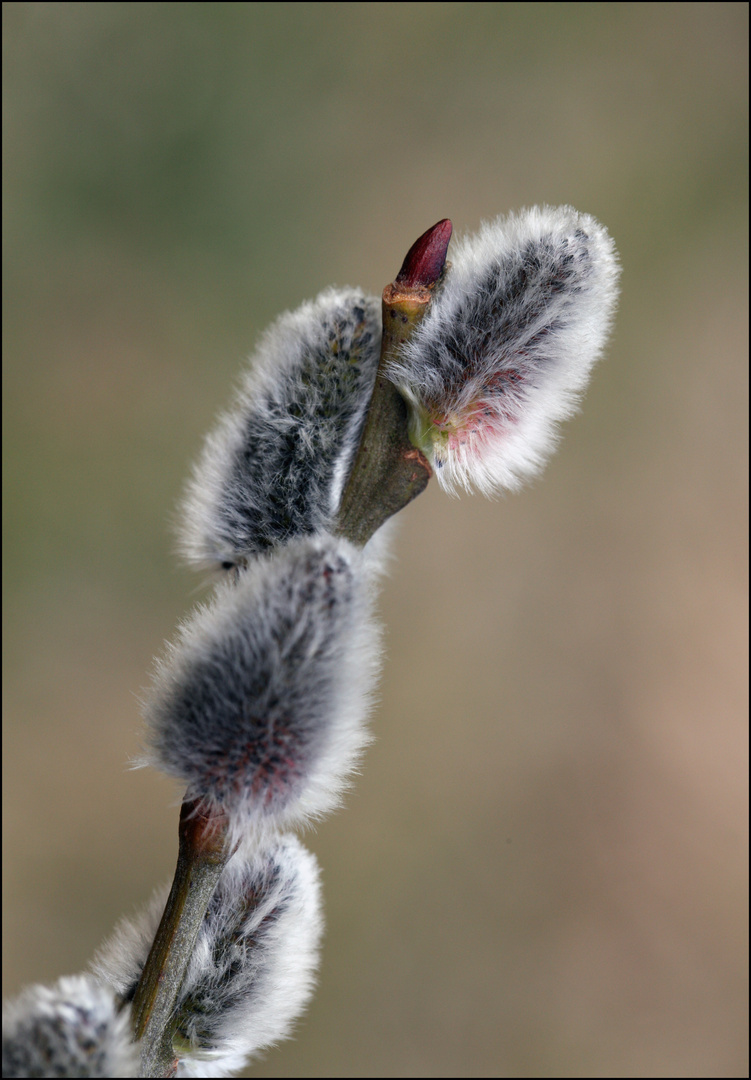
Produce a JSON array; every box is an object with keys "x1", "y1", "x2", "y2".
[{"x1": 395, "y1": 218, "x2": 453, "y2": 288}]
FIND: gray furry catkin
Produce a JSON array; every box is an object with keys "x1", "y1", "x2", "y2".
[
  {"x1": 386, "y1": 206, "x2": 620, "y2": 495},
  {"x1": 92, "y1": 835, "x2": 322, "y2": 1079},
  {"x1": 1, "y1": 975, "x2": 138, "y2": 1078},
  {"x1": 179, "y1": 287, "x2": 381, "y2": 572},
  {"x1": 143, "y1": 533, "x2": 380, "y2": 848}
]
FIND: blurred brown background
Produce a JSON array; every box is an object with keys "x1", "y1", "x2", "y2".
[{"x1": 3, "y1": 3, "x2": 747, "y2": 1077}]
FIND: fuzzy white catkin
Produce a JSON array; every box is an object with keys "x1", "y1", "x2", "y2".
[
  {"x1": 1, "y1": 974, "x2": 139, "y2": 1078},
  {"x1": 143, "y1": 533, "x2": 381, "y2": 849},
  {"x1": 92, "y1": 835, "x2": 322, "y2": 1079},
  {"x1": 179, "y1": 286, "x2": 382, "y2": 573},
  {"x1": 386, "y1": 205, "x2": 620, "y2": 495}
]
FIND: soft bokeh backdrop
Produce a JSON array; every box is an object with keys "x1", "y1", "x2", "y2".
[{"x1": 3, "y1": 3, "x2": 747, "y2": 1077}]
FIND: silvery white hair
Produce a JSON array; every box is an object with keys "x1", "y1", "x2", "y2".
[
  {"x1": 142, "y1": 533, "x2": 381, "y2": 848},
  {"x1": 1, "y1": 975, "x2": 138, "y2": 1078},
  {"x1": 386, "y1": 206, "x2": 620, "y2": 495},
  {"x1": 92, "y1": 835, "x2": 322, "y2": 1078},
  {"x1": 179, "y1": 287, "x2": 381, "y2": 572}
]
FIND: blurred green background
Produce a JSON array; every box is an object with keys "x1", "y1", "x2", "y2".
[{"x1": 3, "y1": 3, "x2": 747, "y2": 1077}]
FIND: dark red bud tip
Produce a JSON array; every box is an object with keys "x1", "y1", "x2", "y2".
[{"x1": 396, "y1": 218, "x2": 453, "y2": 288}]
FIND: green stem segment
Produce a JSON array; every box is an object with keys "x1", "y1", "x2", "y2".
[
  {"x1": 131, "y1": 800, "x2": 233, "y2": 1078},
  {"x1": 337, "y1": 218, "x2": 451, "y2": 544},
  {"x1": 336, "y1": 279, "x2": 442, "y2": 546}
]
